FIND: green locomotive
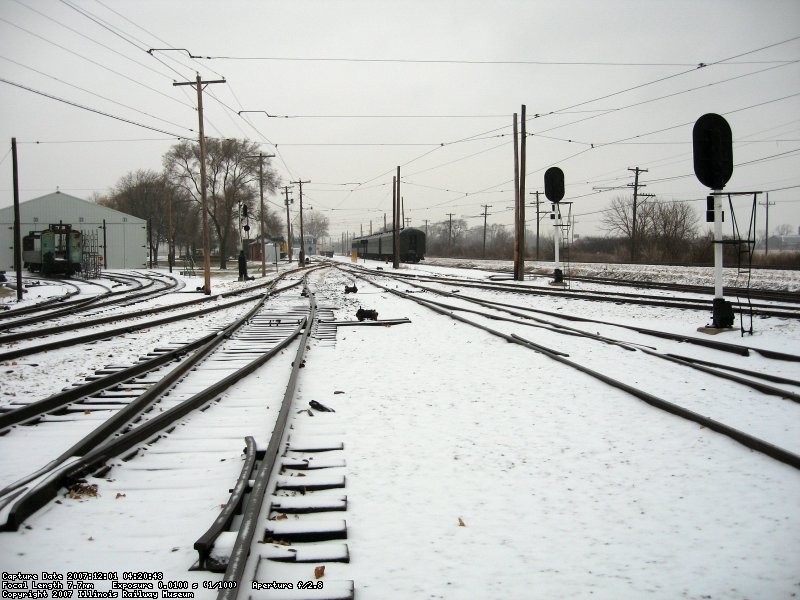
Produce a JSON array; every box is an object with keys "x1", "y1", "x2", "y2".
[{"x1": 22, "y1": 224, "x2": 83, "y2": 276}]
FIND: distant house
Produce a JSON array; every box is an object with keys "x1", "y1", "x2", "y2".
[
  {"x1": 778, "y1": 234, "x2": 800, "y2": 251},
  {"x1": 248, "y1": 236, "x2": 281, "y2": 262},
  {"x1": 0, "y1": 191, "x2": 147, "y2": 270}
]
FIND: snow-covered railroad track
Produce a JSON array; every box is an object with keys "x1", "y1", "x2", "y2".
[
  {"x1": 0, "y1": 284, "x2": 315, "y2": 532},
  {"x1": 0, "y1": 271, "x2": 177, "y2": 326},
  {"x1": 0, "y1": 291, "x2": 275, "y2": 362},
  {"x1": 209, "y1": 274, "x2": 355, "y2": 600},
  {"x1": 348, "y1": 266, "x2": 800, "y2": 471},
  {"x1": 353, "y1": 264, "x2": 800, "y2": 319}
]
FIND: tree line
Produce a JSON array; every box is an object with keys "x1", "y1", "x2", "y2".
[
  {"x1": 418, "y1": 196, "x2": 797, "y2": 266},
  {"x1": 96, "y1": 138, "x2": 329, "y2": 269}
]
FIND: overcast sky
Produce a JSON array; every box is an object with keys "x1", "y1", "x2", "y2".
[{"x1": 1, "y1": 0, "x2": 799, "y2": 241}]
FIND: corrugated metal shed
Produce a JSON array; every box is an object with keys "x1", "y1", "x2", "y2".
[{"x1": 0, "y1": 191, "x2": 147, "y2": 270}]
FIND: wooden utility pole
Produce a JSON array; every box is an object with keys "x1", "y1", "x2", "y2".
[
  {"x1": 760, "y1": 192, "x2": 775, "y2": 255},
  {"x1": 291, "y1": 179, "x2": 310, "y2": 265},
  {"x1": 529, "y1": 190, "x2": 543, "y2": 260},
  {"x1": 481, "y1": 204, "x2": 492, "y2": 259},
  {"x1": 283, "y1": 186, "x2": 293, "y2": 261},
  {"x1": 517, "y1": 104, "x2": 527, "y2": 280},
  {"x1": 167, "y1": 186, "x2": 174, "y2": 273},
  {"x1": 627, "y1": 166, "x2": 652, "y2": 262},
  {"x1": 11, "y1": 138, "x2": 22, "y2": 301},
  {"x1": 173, "y1": 74, "x2": 225, "y2": 295},
  {"x1": 245, "y1": 152, "x2": 275, "y2": 276},
  {"x1": 447, "y1": 213, "x2": 456, "y2": 256},
  {"x1": 393, "y1": 167, "x2": 400, "y2": 269},
  {"x1": 512, "y1": 112, "x2": 521, "y2": 279}
]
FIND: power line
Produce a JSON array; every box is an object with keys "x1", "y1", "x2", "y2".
[
  {"x1": 180, "y1": 52, "x2": 799, "y2": 67},
  {"x1": 0, "y1": 77, "x2": 188, "y2": 138},
  {"x1": 0, "y1": 55, "x2": 194, "y2": 133},
  {"x1": 12, "y1": 0, "x2": 175, "y2": 82},
  {"x1": 0, "y1": 15, "x2": 195, "y2": 109}
]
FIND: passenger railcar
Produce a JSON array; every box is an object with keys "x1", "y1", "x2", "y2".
[
  {"x1": 352, "y1": 228, "x2": 425, "y2": 263},
  {"x1": 22, "y1": 224, "x2": 82, "y2": 276}
]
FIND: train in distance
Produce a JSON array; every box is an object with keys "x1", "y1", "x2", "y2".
[
  {"x1": 351, "y1": 228, "x2": 426, "y2": 263},
  {"x1": 22, "y1": 223, "x2": 83, "y2": 276}
]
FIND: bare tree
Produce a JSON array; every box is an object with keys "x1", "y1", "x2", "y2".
[
  {"x1": 300, "y1": 210, "x2": 330, "y2": 241},
  {"x1": 647, "y1": 201, "x2": 698, "y2": 261},
  {"x1": 100, "y1": 169, "x2": 174, "y2": 265},
  {"x1": 163, "y1": 138, "x2": 280, "y2": 269},
  {"x1": 600, "y1": 195, "x2": 653, "y2": 260}
]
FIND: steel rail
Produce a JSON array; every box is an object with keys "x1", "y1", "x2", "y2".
[
  {"x1": 401, "y1": 277, "x2": 800, "y2": 361},
  {"x1": 1, "y1": 272, "x2": 179, "y2": 331},
  {"x1": 193, "y1": 436, "x2": 259, "y2": 571},
  {"x1": 218, "y1": 280, "x2": 318, "y2": 600},
  {"x1": 350, "y1": 269, "x2": 800, "y2": 471},
  {"x1": 0, "y1": 331, "x2": 218, "y2": 430},
  {"x1": 0, "y1": 283, "x2": 277, "y2": 500},
  {"x1": 355, "y1": 268, "x2": 800, "y2": 401},
  {"x1": 0, "y1": 278, "x2": 103, "y2": 320},
  {"x1": 0, "y1": 285, "x2": 307, "y2": 531},
  {"x1": 355, "y1": 265, "x2": 800, "y2": 319}
]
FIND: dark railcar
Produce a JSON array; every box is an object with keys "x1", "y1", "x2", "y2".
[{"x1": 352, "y1": 228, "x2": 426, "y2": 263}]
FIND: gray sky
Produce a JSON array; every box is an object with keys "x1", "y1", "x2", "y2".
[{"x1": 1, "y1": 0, "x2": 799, "y2": 241}]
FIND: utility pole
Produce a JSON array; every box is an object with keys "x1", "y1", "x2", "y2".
[
  {"x1": 173, "y1": 74, "x2": 225, "y2": 294},
  {"x1": 447, "y1": 213, "x2": 456, "y2": 256},
  {"x1": 513, "y1": 112, "x2": 520, "y2": 278},
  {"x1": 282, "y1": 186, "x2": 293, "y2": 262},
  {"x1": 481, "y1": 204, "x2": 493, "y2": 259},
  {"x1": 627, "y1": 167, "x2": 653, "y2": 263},
  {"x1": 517, "y1": 104, "x2": 526, "y2": 280},
  {"x1": 760, "y1": 192, "x2": 775, "y2": 255},
  {"x1": 529, "y1": 190, "x2": 543, "y2": 261},
  {"x1": 11, "y1": 138, "x2": 22, "y2": 301},
  {"x1": 424, "y1": 219, "x2": 429, "y2": 237},
  {"x1": 167, "y1": 186, "x2": 174, "y2": 274},
  {"x1": 291, "y1": 179, "x2": 310, "y2": 265},
  {"x1": 393, "y1": 168, "x2": 400, "y2": 269},
  {"x1": 245, "y1": 152, "x2": 275, "y2": 277}
]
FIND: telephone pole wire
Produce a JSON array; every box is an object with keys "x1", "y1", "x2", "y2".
[{"x1": 173, "y1": 74, "x2": 226, "y2": 294}]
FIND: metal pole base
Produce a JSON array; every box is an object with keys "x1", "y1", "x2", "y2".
[{"x1": 711, "y1": 298, "x2": 735, "y2": 329}]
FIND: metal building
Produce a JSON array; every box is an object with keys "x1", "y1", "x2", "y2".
[{"x1": 0, "y1": 191, "x2": 147, "y2": 271}]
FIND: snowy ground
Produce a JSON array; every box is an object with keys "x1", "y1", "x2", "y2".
[{"x1": 1, "y1": 259, "x2": 799, "y2": 600}]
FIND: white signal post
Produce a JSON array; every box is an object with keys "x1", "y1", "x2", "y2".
[
  {"x1": 713, "y1": 191, "x2": 723, "y2": 300},
  {"x1": 553, "y1": 206, "x2": 561, "y2": 271}
]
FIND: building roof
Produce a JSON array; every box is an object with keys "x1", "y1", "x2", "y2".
[{"x1": 0, "y1": 191, "x2": 145, "y2": 225}]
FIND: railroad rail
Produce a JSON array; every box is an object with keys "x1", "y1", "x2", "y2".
[
  {"x1": 0, "y1": 278, "x2": 308, "y2": 530},
  {"x1": 365, "y1": 266, "x2": 800, "y2": 319},
  {"x1": 341, "y1": 264, "x2": 800, "y2": 471}
]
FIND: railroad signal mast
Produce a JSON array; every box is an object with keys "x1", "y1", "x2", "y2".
[
  {"x1": 544, "y1": 167, "x2": 567, "y2": 285},
  {"x1": 693, "y1": 113, "x2": 735, "y2": 330}
]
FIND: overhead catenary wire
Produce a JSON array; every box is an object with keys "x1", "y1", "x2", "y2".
[
  {"x1": 0, "y1": 15, "x2": 195, "y2": 109},
  {"x1": 0, "y1": 77, "x2": 189, "y2": 139},
  {"x1": 0, "y1": 55, "x2": 194, "y2": 133}
]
